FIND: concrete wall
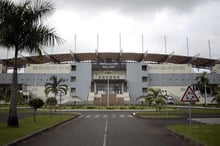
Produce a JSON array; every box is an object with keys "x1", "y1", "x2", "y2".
[
  {"x1": 126, "y1": 62, "x2": 148, "y2": 100},
  {"x1": 69, "y1": 62, "x2": 91, "y2": 100}
]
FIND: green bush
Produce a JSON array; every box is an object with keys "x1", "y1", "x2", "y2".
[
  {"x1": 128, "y1": 106, "x2": 136, "y2": 109},
  {"x1": 29, "y1": 98, "x2": 44, "y2": 121}
]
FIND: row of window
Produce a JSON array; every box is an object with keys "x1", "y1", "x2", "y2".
[{"x1": 98, "y1": 76, "x2": 121, "y2": 79}]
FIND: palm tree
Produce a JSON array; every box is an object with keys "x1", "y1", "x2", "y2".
[
  {"x1": 195, "y1": 72, "x2": 209, "y2": 106},
  {"x1": 212, "y1": 86, "x2": 220, "y2": 105},
  {"x1": 44, "y1": 75, "x2": 68, "y2": 105},
  {"x1": 0, "y1": 0, "x2": 62, "y2": 127},
  {"x1": 145, "y1": 88, "x2": 166, "y2": 111}
]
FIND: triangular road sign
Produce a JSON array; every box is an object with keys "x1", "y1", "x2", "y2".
[{"x1": 181, "y1": 86, "x2": 199, "y2": 102}]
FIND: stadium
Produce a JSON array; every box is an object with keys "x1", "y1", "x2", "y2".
[{"x1": 0, "y1": 52, "x2": 220, "y2": 105}]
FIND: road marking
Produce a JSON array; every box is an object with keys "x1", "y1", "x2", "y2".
[
  {"x1": 103, "y1": 114, "x2": 107, "y2": 118},
  {"x1": 94, "y1": 115, "x2": 100, "y2": 118},
  {"x1": 103, "y1": 117, "x2": 108, "y2": 146},
  {"x1": 85, "y1": 115, "x2": 91, "y2": 118},
  {"x1": 112, "y1": 115, "x2": 116, "y2": 118},
  {"x1": 78, "y1": 115, "x2": 84, "y2": 118},
  {"x1": 120, "y1": 115, "x2": 125, "y2": 118},
  {"x1": 128, "y1": 115, "x2": 133, "y2": 118}
]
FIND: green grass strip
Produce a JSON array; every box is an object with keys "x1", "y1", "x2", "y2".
[
  {"x1": 0, "y1": 115, "x2": 73, "y2": 145},
  {"x1": 168, "y1": 124, "x2": 220, "y2": 146}
]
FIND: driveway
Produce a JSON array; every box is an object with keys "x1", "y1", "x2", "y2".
[{"x1": 16, "y1": 111, "x2": 193, "y2": 146}]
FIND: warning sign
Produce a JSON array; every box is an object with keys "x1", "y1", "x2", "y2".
[{"x1": 181, "y1": 86, "x2": 199, "y2": 102}]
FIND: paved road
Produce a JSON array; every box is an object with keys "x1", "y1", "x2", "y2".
[{"x1": 16, "y1": 111, "x2": 192, "y2": 146}]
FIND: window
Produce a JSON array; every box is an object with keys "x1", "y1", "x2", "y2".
[
  {"x1": 71, "y1": 88, "x2": 76, "y2": 93},
  {"x1": 142, "y1": 76, "x2": 148, "y2": 82},
  {"x1": 71, "y1": 65, "x2": 76, "y2": 71},
  {"x1": 142, "y1": 88, "x2": 148, "y2": 93},
  {"x1": 142, "y1": 65, "x2": 147, "y2": 71},
  {"x1": 71, "y1": 76, "x2": 76, "y2": 82}
]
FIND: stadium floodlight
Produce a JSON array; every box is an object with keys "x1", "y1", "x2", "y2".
[
  {"x1": 191, "y1": 53, "x2": 200, "y2": 61},
  {"x1": 167, "y1": 51, "x2": 175, "y2": 60}
]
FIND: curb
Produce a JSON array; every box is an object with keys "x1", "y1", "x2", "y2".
[
  {"x1": 4, "y1": 114, "x2": 81, "y2": 146},
  {"x1": 166, "y1": 128, "x2": 204, "y2": 146}
]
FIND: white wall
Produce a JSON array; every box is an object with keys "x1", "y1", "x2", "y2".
[
  {"x1": 25, "y1": 64, "x2": 71, "y2": 74},
  {"x1": 148, "y1": 64, "x2": 192, "y2": 74},
  {"x1": 27, "y1": 86, "x2": 71, "y2": 103},
  {"x1": 212, "y1": 64, "x2": 220, "y2": 74}
]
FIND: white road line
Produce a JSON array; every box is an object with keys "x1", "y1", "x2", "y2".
[
  {"x1": 103, "y1": 118, "x2": 108, "y2": 146},
  {"x1": 120, "y1": 115, "x2": 125, "y2": 118},
  {"x1": 94, "y1": 115, "x2": 100, "y2": 118},
  {"x1": 103, "y1": 114, "x2": 107, "y2": 118},
  {"x1": 127, "y1": 115, "x2": 133, "y2": 118},
  {"x1": 78, "y1": 115, "x2": 84, "y2": 118},
  {"x1": 85, "y1": 115, "x2": 91, "y2": 118},
  {"x1": 103, "y1": 133, "x2": 107, "y2": 146},
  {"x1": 112, "y1": 115, "x2": 116, "y2": 118}
]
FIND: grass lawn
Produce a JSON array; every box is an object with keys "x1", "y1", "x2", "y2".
[
  {"x1": 168, "y1": 124, "x2": 220, "y2": 146},
  {"x1": 0, "y1": 115, "x2": 74, "y2": 145},
  {"x1": 136, "y1": 109, "x2": 220, "y2": 119}
]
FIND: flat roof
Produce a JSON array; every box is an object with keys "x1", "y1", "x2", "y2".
[{"x1": 0, "y1": 52, "x2": 219, "y2": 69}]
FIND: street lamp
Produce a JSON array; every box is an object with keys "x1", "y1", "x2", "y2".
[
  {"x1": 107, "y1": 76, "x2": 109, "y2": 107},
  {"x1": 104, "y1": 71, "x2": 112, "y2": 107}
]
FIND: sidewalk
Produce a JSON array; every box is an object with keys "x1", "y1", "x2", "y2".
[{"x1": 191, "y1": 118, "x2": 220, "y2": 124}]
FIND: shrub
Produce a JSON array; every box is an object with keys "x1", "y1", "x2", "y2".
[{"x1": 29, "y1": 98, "x2": 44, "y2": 121}]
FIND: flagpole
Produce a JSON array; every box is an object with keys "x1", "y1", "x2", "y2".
[
  {"x1": 164, "y1": 36, "x2": 167, "y2": 54},
  {"x1": 186, "y1": 37, "x2": 189, "y2": 56},
  {"x1": 208, "y1": 40, "x2": 211, "y2": 58},
  {"x1": 74, "y1": 34, "x2": 77, "y2": 53}
]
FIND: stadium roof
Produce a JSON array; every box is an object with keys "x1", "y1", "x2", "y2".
[{"x1": 0, "y1": 52, "x2": 219, "y2": 69}]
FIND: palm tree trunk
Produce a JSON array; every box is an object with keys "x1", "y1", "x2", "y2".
[
  {"x1": 205, "y1": 84, "x2": 207, "y2": 106},
  {"x1": 7, "y1": 49, "x2": 19, "y2": 127}
]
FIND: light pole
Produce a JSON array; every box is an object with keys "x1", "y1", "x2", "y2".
[
  {"x1": 107, "y1": 77, "x2": 109, "y2": 107},
  {"x1": 104, "y1": 71, "x2": 112, "y2": 107}
]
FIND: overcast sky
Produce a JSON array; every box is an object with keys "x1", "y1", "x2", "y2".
[{"x1": 1, "y1": 0, "x2": 220, "y2": 59}]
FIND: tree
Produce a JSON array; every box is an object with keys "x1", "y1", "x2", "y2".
[
  {"x1": 29, "y1": 98, "x2": 44, "y2": 122},
  {"x1": 44, "y1": 75, "x2": 68, "y2": 105},
  {"x1": 145, "y1": 88, "x2": 166, "y2": 111},
  {"x1": 212, "y1": 86, "x2": 220, "y2": 105},
  {"x1": 0, "y1": 0, "x2": 62, "y2": 127},
  {"x1": 46, "y1": 97, "x2": 57, "y2": 116},
  {"x1": 195, "y1": 72, "x2": 209, "y2": 106}
]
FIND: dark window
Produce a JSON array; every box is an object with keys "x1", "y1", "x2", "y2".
[
  {"x1": 142, "y1": 65, "x2": 147, "y2": 71},
  {"x1": 71, "y1": 76, "x2": 76, "y2": 82},
  {"x1": 142, "y1": 76, "x2": 148, "y2": 82},
  {"x1": 142, "y1": 88, "x2": 148, "y2": 93},
  {"x1": 71, "y1": 88, "x2": 76, "y2": 93},
  {"x1": 71, "y1": 65, "x2": 76, "y2": 71}
]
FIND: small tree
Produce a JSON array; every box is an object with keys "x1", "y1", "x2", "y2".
[
  {"x1": 145, "y1": 88, "x2": 166, "y2": 112},
  {"x1": 46, "y1": 97, "x2": 57, "y2": 116},
  {"x1": 29, "y1": 98, "x2": 44, "y2": 122}
]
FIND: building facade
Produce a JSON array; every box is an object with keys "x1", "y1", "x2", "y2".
[{"x1": 0, "y1": 52, "x2": 220, "y2": 105}]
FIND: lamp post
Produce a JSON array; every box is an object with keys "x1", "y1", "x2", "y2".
[
  {"x1": 104, "y1": 71, "x2": 112, "y2": 107},
  {"x1": 107, "y1": 77, "x2": 109, "y2": 107}
]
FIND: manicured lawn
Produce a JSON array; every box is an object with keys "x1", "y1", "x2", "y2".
[
  {"x1": 0, "y1": 115, "x2": 74, "y2": 145},
  {"x1": 136, "y1": 109, "x2": 220, "y2": 119},
  {"x1": 168, "y1": 124, "x2": 220, "y2": 146}
]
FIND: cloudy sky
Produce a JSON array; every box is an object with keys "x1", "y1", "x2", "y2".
[{"x1": 1, "y1": 0, "x2": 220, "y2": 59}]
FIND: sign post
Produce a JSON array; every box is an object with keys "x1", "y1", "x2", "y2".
[{"x1": 181, "y1": 86, "x2": 199, "y2": 134}]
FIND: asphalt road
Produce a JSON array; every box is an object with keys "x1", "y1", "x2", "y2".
[{"x1": 16, "y1": 111, "x2": 193, "y2": 146}]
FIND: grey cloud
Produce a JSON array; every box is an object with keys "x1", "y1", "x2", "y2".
[{"x1": 54, "y1": 0, "x2": 212, "y2": 14}]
